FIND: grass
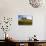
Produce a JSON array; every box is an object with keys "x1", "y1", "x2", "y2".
[{"x1": 18, "y1": 19, "x2": 32, "y2": 25}]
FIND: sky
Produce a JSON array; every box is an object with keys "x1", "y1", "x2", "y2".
[{"x1": 18, "y1": 15, "x2": 32, "y2": 20}]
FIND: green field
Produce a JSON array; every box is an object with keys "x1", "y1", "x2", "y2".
[{"x1": 18, "y1": 19, "x2": 32, "y2": 25}]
